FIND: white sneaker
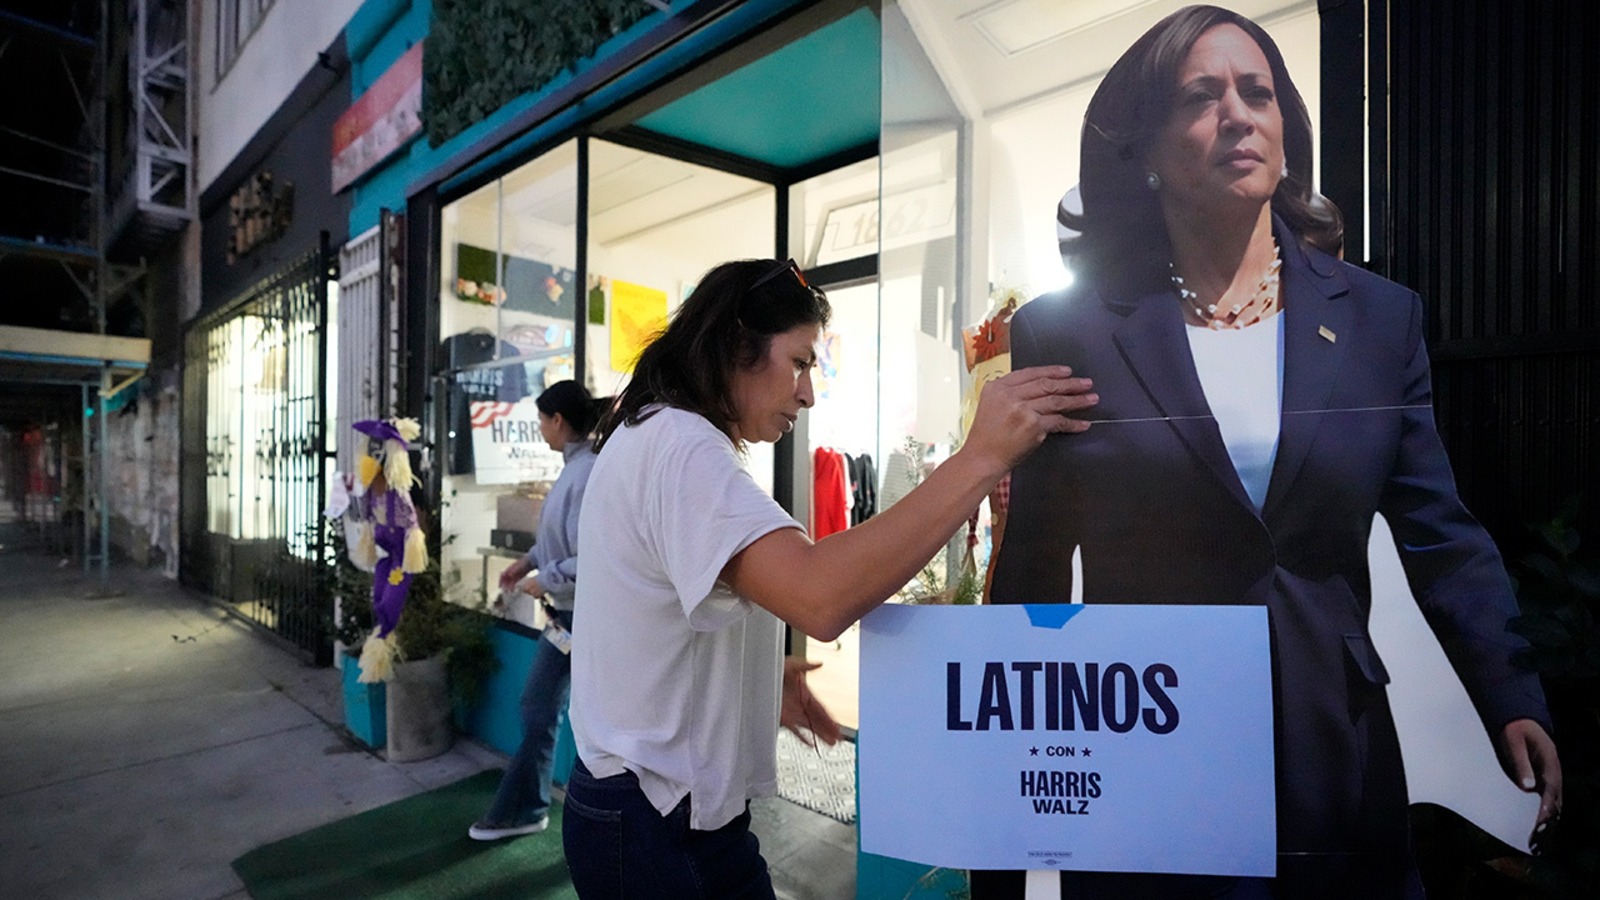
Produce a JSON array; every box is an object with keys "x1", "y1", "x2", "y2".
[{"x1": 468, "y1": 816, "x2": 549, "y2": 841}]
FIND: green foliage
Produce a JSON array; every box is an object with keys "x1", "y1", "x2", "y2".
[
  {"x1": 324, "y1": 517, "x2": 499, "y2": 711},
  {"x1": 1509, "y1": 501, "x2": 1600, "y2": 683},
  {"x1": 325, "y1": 518, "x2": 375, "y2": 648},
  {"x1": 391, "y1": 553, "x2": 500, "y2": 711},
  {"x1": 893, "y1": 435, "x2": 982, "y2": 606},
  {"x1": 424, "y1": 0, "x2": 657, "y2": 146},
  {"x1": 901, "y1": 558, "x2": 982, "y2": 606},
  {"x1": 249, "y1": 526, "x2": 338, "y2": 662},
  {"x1": 1501, "y1": 498, "x2": 1600, "y2": 898}
]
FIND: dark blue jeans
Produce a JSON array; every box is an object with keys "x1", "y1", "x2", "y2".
[
  {"x1": 561, "y1": 759, "x2": 775, "y2": 900},
  {"x1": 481, "y1": 609, "x2": 573, "y2": 826}
]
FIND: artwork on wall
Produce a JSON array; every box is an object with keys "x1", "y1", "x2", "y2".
[
  {"x1": 609, "y1": 280, "x2": 668, "y2": 373},
  {"x1": 454, "y1": 243, "x2": 576, "y2": 320},
  {"x1": 588, "y1": 276, "x2": 606, "y2": 325},
  {"x1": 817, "y1": 331, "x2": 841, "y2": 400}
]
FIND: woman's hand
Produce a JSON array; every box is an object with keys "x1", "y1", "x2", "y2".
[
  {"x1": 498, "y1": 557, "x2": 533, "y2": 592},
  {"x1": 780, "y1": 658, "x2": 841, "y2": 749},
  {"x1": 962, "y1": 366, "x2": 1097, "y2": 473},
  {"x1": 515, "y1": 574, "x2": 545, "y2": 598},
  {"x1": 1496, "y1": 718, "x2": 1562, "y2": 848},
  {"x1": 724, "y1": 368, "x2": 1094, "y2": 641}
]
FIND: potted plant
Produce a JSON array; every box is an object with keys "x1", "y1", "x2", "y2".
[
  {"x1": 382, "y1": 537, "x2": 497, "y2": 761},
  {"x1": 326, "y1": 520, "x2": 498, "y2": 759}
]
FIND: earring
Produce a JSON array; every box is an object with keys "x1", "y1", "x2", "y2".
[
  {"x1": 1145, "y1": 171, "x2": 1162, "y2": 191},
  {"x1": 1280, "y1": 164, "x2": 1289, "y2": 178}
]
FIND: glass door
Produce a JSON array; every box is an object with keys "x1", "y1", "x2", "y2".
[{"x1": 801, "y1": 278, "x2": 880, "y2": 733}]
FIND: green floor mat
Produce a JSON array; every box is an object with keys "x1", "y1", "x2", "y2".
[{"x1": 231, "y1": 769, "x2": 575, "y2": 900}]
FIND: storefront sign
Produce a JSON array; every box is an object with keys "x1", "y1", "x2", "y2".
[
  {"x1": 226, "y1": 171, "x2": 295, "y2": 264},
  {"x1": 332, "y1": 41, "x2": 424, "y2": 193},
  {"x1": 858, "y1": 603, "x2": 1274, "y2": 876},
  {"x1": 469, "y1": 398, "x2": 564, "y2": 485}
]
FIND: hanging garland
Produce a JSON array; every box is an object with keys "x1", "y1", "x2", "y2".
[{"x1": 424, "y1": 0, "x2": 658, "y2": 146}]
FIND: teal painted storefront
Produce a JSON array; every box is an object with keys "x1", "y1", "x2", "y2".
[
  {"x1": 463, "y1": 625, "x2": 579, "y2": 783},
  {"x1": 341, "y1": 653, "x2": 387, "y2": 748},
  {"x1": 633, "y1": 7, "x2": 881, "y2": 167},
  {"x1": 337, "y1": 2, "x2": 945, "y2": 896},
  {"x1": 341, "y1": 0, "x2": 876, "y2": 236}
]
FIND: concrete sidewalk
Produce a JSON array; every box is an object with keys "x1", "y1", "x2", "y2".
[{"x1": 0, "y1": 527, "x2": 855, "y2": 900}]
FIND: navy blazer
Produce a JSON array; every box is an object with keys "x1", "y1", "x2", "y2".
[{"x1": 990, "y1": 219, "x2": 1548, "y2": 874}]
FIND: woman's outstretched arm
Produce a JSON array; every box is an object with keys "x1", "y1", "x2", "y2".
[{"x1": 720, "y1": 366, "x2": 1096, "y2": 641}]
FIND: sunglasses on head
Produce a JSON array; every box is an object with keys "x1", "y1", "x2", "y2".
[{"x1": 749, "y1": 258, "x2": 813, "y2": 292}]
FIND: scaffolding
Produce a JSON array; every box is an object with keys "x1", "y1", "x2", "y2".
[
  {"x1": 0, "y1": 1, "x2": 191, "y2": 585},
  {"x1": 110, "y1": 0, "x2": 192, "y2": 251}
]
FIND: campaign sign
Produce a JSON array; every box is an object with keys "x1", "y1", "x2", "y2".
[
  {"x1": 469, "y1": 399, "x2": 565, "y2": 485},
  {"x1": 859, "y1": 604, "x2": 1274, "y2": 876}
]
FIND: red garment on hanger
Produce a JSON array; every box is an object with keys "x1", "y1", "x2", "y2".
[{"x1": 812, "y1": 448, "x2": 849, "y2": 539}]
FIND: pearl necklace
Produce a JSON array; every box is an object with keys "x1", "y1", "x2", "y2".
[{"x1": 1170, "y1": 242, "x2": 1283, "y2": 330}]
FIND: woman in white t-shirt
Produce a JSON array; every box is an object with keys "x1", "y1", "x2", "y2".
[{"x1": 563, "y1": 257, "x2": 1098, "y2": 899}]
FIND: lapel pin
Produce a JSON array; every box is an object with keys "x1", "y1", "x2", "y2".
[{"x1": 1318, "y1": 325, "x2": 1337, "y2": 343}]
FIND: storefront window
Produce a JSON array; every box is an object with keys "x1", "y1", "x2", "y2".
[
  {"x1": 437, "y1": 137, "x2": 782, "y2": 618},
  {"x1": 790, "y1": 155, "x2": 880, "y2": 269},
  {"x1": 584, "y1": 138, "x2": 777, "y2": 489},
  {"x1": 794, "y1": 50, "x2": 965, "y2": 729},
  {"x1": 438, "y1": 141, "x2": 580, "y2": 618},
  {"x1": 440, "y1": 142, "x2": 580, "y2": 375},
  {"x1": 880, "y1": 3, "x2": 967, "y2": 616}
]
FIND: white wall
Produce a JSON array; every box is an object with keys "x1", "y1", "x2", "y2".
[
  {"x1": 197, "y1": 0, "x2": 366, "y2": 191},
  {"x1": 108, "y1": 379, "x2": 182, "y2": 576}
]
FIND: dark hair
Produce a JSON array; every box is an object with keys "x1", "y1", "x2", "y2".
[
  {"x1": 1060, "y1": 4, "x2": 1343, "y2": 292},
  {"x1": 535, "y1": 380, "x2": 605, "y2": 437},
  {"x1": 594, "y1": 259, "x2": 831, "y2": 451}
]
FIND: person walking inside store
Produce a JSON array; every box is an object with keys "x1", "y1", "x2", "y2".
[
  {"x1": 467, "y1": 379, "x2": 606, "y2": 841},
  {"x1": 980, "y1": 6, "x2": 1560, "y2": 898},
  {"x1": 561, "y1": 258, "x2": 1098, "y2": 899}
]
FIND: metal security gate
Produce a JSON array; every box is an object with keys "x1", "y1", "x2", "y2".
[
  {"x1": 1383, "y1": 0, "x2": 1599, "y2": 547},
  {"x1": 335, "y1": 211, "x2": 403, "y2": 473},
  {"x1": 181, "y1": 249, "x2": 333, "y2": 662}
]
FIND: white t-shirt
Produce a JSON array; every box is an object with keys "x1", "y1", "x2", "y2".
[
  {"x1": 570, "y1": 407, "x2": 802, "y2": 830},
  {"x1": 1186, "y1": 314, "x2": 1284, "y2": 511}
]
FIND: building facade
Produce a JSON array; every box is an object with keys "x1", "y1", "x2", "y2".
[
  {"x1": 180, "y1": 0, "x2": 363, "y2": 658},
  {"x1": 162, "y1": 1, "x2": 1598, "y2": 894}
]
